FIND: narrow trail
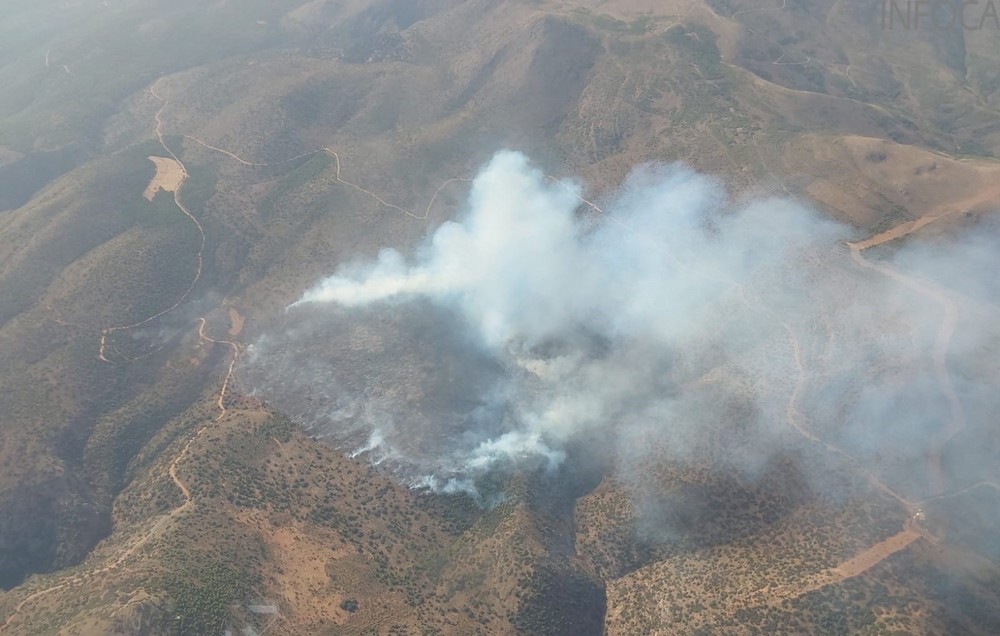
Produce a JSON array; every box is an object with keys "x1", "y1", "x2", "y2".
[
  {"x1": 322, "y1": 148, "x2": 469, "y2": 220},
  {"x1": 1, "y1": 315, "x2": 239, "y2": 633},
  {"x1": 6, "y1": 106, "x2": 472, "y2": 633},
  {"x1": 108, "y1": 587, "x2": 150, "y2": 619},
  {"x1": 271, "y1": 436, "x2": 299, "y2": 483},
  {"x1": 98, "y1": 81, "x2": 206, "y2": 363},
  {"x1": 841, "y1": 183, "x2": 1000, "y2": 495},
  {"x1": 917, "y1": 480, "x2": 1000, "y2": 506},
  {"x1": 766, "y1": 526, "x2": 923, "y2": 606},
  {"x1": 196, "y1": 316, "x2": 240, "y2": 421},
  {"x1": 559, "y1": 183, "x2": 935, "y2": 597},
  {"x1": 731, "y1": 0, "x2": 787, "y2": 19},
  {"x1": 182, "y1": 135, "x2": 318, "y2": 168},
  {"x1": 729, "y1": 0, "x2": 978, "y2": 91},
  {"x1": 185, "y1": 139, "x2": 920, "y2": 607},
  {"x1": 848, "y1": 248, "x2": 963, "y2": 495},
  {"x1": 18, "y1": 88, "x2": 991, "y2": 628},
  {"x1": 2, "y1": 79, "x2": 225, "y2": 633},
  {"x1": 166, "y1": 442, "x2": 192, "y2": 504},
  {"x1": 729, "y1": 0, "x2": 811, "y2": 67},
  {"x1": 166, "y1": 317, "x2": 239, "y2": 504},
  {"x1": 0, "y1": 513, "x2": 171, "y2": 633},
  {"x1": 570, "y1": 167, "x2": 1000, "y2": 598},
  {"x1": 182, "y1": 134, "x2": 473, "y2": 221},
  {"x1": 758, "y1": 187, "x2": 1000, "y2": 596},
  {"x1": 782, "y1": 317, "x2": 916, "y2": 511}
]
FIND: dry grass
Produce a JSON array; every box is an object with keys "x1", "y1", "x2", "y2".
[{"x1": 141, "y1": 156, "x2": 185, "y2": 201}]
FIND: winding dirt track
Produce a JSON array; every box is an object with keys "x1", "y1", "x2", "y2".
[
  {"x1": 13, "y1": 75, "x2": 993, "y2": 628},
  {"x1": 1, "y1": 79, "x2": 242, "y2": 633},
  {"x1": 3, "y1": 106, "x2": 466, "y2": 631},
  {"x1": 196, "y1": 317, "x2": 240, "y2": 420},
  {"x1": 98, "y1": 81, "x2": 206, "y2": 363},
  {"x1": 848, "y1": 247, "x2": 964, "y2": 495},
  {"x1": 182, "y1": 135, "x2": 473, "y2": 220},
  {"x1": 576, "y1": 166, "x2": 1000, "y2": 600},
  {"x1": 0, "y1": 512, "x2": 171, "y2": 633},
  {"x1": 0, "y1": 316, "x2": 238, "y2": 633},
  {"x1": 166, "y1": 317, "x2": 239, "y2": 504},
  {"x1": 3, "y1": 103, "x2": 455, "y2": 634},
  {"x1": 761, "y1": 189, "x2": 1000, "y2": 600},
  {"x1": 558, "y1": 185, "x2": 947, "y2": 599},
  {"x1": 841, "y1": 180, "x2": 1000, "y2": 495}
]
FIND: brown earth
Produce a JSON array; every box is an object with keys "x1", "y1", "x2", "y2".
[{"x1": 2, "y1": 0, "x2": 1000, "y2": 633}]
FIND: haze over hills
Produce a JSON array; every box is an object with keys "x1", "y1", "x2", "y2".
[{"x1": 1, "y1": 0, "x2": 999, "y2": 634}]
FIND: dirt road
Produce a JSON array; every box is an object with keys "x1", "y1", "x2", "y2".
[
  {"x1": 843, "y1": 183, "x2": 1000, "y2": 495},
  {"x1": 183, "y1": 134, "x2": 471, "y2": 221},
  {"x1": 766, "y1": 527, "x2": 922, "y2": 606},
  {"x1": 1, "y1": 314, "x2": 241, "y2": 633},
  {"x1": 98, "y1": 81, "x2": 206, "y2": 363},
  {"x1": 4, "y1": 74, "x2": 243, "y2": 625}
]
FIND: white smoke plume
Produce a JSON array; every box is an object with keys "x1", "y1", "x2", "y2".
[{"x1": 242, "y1": 150, "x2": 999, "y2": 501}]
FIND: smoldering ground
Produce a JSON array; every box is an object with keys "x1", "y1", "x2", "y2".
[{"x1": 240, "y1": 150, "x2": 999, "y2": 507}]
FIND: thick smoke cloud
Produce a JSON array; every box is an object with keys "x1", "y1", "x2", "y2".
[{"x1": 241, "y1": 150, "x2": 998, "y2": 500}]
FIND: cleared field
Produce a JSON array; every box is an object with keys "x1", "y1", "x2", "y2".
[{"x1": 142, "y1": 155, "x2": 185, "y2": 201}]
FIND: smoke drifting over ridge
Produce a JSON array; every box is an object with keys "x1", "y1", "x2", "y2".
[{"x1": 242, "y1": 151, "x2": 999, "y2": 499}]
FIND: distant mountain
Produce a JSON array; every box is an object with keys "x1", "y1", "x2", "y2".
[{"x1": 1, "y1": 1, "x2": 998, "y2": 634}]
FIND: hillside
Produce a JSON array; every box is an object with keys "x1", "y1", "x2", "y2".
[{"x1": 1, "y1": 0, "x2": 999, "y2": 634}]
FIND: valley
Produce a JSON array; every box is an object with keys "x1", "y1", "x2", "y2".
[{"x1": 0, "y1": 1, "x2": 999, "y2": 634}]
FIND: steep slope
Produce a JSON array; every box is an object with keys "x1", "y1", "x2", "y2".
[{"x1": 1, "y1": 0, "x2": 999, "y2": 633}]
